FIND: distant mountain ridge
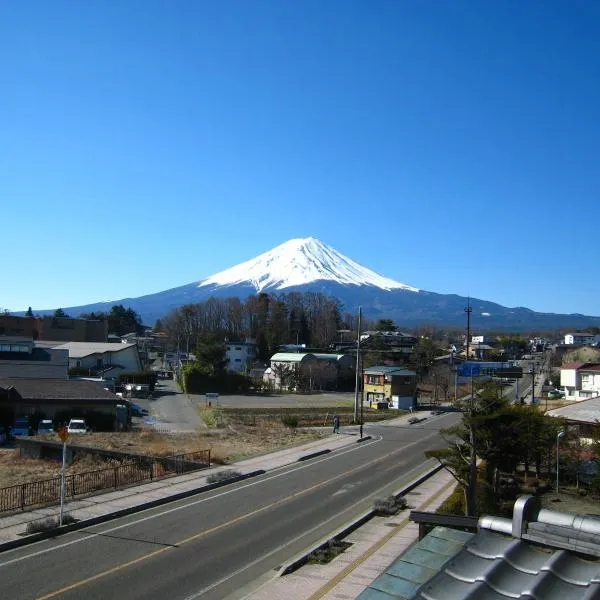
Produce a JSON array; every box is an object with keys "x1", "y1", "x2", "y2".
[{"x1": 29, "y1": 238, "x2": 600, "y2": 331}]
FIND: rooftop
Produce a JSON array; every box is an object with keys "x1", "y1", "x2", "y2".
[
  {"x1": 53, "y1": 342, "x2": 137, "y2": 359},
  {"x1": 270, "y1": 352, "x2": 315, "y2": 363},
  {"x1": 0, "y1": 378, "x2": 118, "y2": 401},
  {"x1": 364, "y1": 366, "x2": 416, "y2": 376},
  {"x1": 361, "y1": 495, "x2": 600, "y2": 600},
  {"x1": 547, "y1": 396, "x2": 600, "y2": 423}
]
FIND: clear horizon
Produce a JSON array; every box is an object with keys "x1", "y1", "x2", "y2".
[{"x1": 2, "y1": 2, "x2": 599, "y2": 316}]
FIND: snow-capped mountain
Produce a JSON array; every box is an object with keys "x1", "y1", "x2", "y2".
[
  {"x1": 198, "y1": 237, "x2": 419, "y2": 292},
  {"x1": 30, "y1": 238, "x2": 600, "y2": 330}
]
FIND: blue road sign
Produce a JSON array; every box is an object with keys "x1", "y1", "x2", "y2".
[{"x1": 458, "y1": 364, "x2": 481, "y2": 377}]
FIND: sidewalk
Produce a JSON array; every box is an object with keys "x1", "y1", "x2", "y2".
[{"x1": 0, "y1": 430, "x2": 362, "y2": 549}]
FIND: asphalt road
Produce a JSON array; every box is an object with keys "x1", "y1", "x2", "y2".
[{"x1": 0, "y1": 413, "x2": 460, "y2": 600}]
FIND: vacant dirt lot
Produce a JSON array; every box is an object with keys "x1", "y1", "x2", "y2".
[{"x1": 0, "y1": 423, "x2": 325, "y2": 489}]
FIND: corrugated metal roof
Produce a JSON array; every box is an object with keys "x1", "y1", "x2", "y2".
[
  {"x1": 270, "y1": 353, "x2": 314, "y2": 363},
  {"x1": 54, "y1": 342, "x2": 137, "y2": 359},
  {"x1": 312, "y1": 353, "x2": 347, "y2": 362},
  {"x1": 364, "y1": 366, "x2": 416, "y2": 376},
  {"x1": 547, "y1": 396, "x2": 600, "y2": 423}
]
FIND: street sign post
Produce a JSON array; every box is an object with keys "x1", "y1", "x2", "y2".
[{"x1": 57, "y1": 427, "x2": 69, "y2": 526}]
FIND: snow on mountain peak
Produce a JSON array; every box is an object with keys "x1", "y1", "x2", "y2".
[{"x1": 198, "y1": 237, "x2": 419, "y2": 292}]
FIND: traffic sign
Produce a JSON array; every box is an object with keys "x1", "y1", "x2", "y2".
[
  {"x1": 496, "y1": 367, "x2": 523, "y2": 379},
  {"x1": 458, "y1": 364, "x2": 481, "y2": 377},
  {"x1": 58, "y1": 426, "x2": 69, "y2": 442}
]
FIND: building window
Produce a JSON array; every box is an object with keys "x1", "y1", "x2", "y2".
[
  {"x1": 366, "y1": 375, "x2": 382, "y2": 385},
  {"x1": 235, "y1": 347, "x2": 242, "y2": 351},
  {"x1": 235, "y1": 358, "x2": 241, "y2": 362}
]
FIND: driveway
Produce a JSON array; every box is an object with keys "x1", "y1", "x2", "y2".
[{"x1": 146, "y1": 378, "x2": 206, "y2": 433}]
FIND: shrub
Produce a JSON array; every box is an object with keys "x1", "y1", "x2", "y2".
[
  {"x1": 25, "y1": 514, "x2": 76, "y2": 535},
  {"x1": 437, "y1": 487, "x2": 465, "y2": 516},
  {"x1": 281, "y1": 415, "x2": 299, "y2": 429},
  {"x1": 307, "y1": 540, "x2": 352, "y2": 564},
  {"x1": 373, "y1": 494, "x2": 408, "y2": 516},
  {"x1": 206, "y1": 470, "x2": 243, "y2": 484}
]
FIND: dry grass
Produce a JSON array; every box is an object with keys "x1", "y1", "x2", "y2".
[{"x1": 0, "y1": 423, "x2": 324, "y2": 489}]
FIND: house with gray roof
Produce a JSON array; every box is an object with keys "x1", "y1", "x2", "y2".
[{"x1": 53, "y1": 342, "x2": 142, "y2": 378}]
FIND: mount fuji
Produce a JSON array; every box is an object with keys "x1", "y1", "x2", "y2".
[{"x1": 38, "y1": 237, "x2": 600, "y2": 330}]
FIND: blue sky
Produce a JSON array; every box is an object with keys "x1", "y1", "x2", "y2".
[{"x1": 1, "y1": 1, "x2": 599, "y2": 316}]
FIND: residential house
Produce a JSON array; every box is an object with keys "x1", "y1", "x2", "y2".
[
  {"x1": 55, "y1": 342, "x2": 143, "y2": 379},
  {"x1": 363, "y1": 366, "x2": 417, "y2": 409},
  {"x1": 359, "y1": 331, "x2": 418, "y2": 357},
  {"x1": 547, "y1": 396, "x2": 600, "y2": 443},
  {"x1": 0, "y1": 378, "x2": 124, "y2": 430},
  {"x1": 564, "y1": 332, "x2": 600, "y2": 346},
  {"x1": 225, "y1": 340, "x2": 257, "y2": 374},
  {"x1": 560, "y1": 362, "x2": 600, "y2": 401},
  {"x1": 264, "y1": 352, "x2": 353, "y2": 391},
  {"x1": 0, "y1": 337, "x2": 68, "y2": 379}
]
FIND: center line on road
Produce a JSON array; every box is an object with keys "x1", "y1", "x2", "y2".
[{"x1": 34, "y1": 432, "x2": 442, "y2": 599}]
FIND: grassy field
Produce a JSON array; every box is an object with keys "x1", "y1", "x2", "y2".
[{"x1": 0, "y1": 424, "x2": 325, "y2": 489}]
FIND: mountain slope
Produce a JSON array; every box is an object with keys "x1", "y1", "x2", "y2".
[
  {"x1": 198, "y1": 237, "x2": 418, "y2": 292},
  {"x1": 29, "y1": 238, "x2": 600, "y2": 330}
]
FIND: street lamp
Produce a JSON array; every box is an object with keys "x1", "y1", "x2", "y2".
[{"x1": 556, "y1": 430, "x2": 565, "y2": 495}]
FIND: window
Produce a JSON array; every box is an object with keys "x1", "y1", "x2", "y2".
[
  {"x1": 235, "y1": 346, "x2": 242, "y2": 351},
  {"x1": 235, "y1": 358, "x2": 241, "y2": 362},
  {"x1": 366, "y1": 375, "x2": 382, "y2": 385}
]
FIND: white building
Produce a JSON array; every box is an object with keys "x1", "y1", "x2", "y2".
[
  {"x1": 560, "y1": 362, "x2": 600, "y2": 401},
  {"x1": 55, "y1": 342, "x2": 143, "y2": 379},
  {"x1": 564, "y1": 333, "x2": 600, "y2": 346},
  {"x1": 225, "y1": 340, "x2": 257, "y2": 374}
]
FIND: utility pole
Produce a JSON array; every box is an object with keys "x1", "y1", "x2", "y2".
[
  {"x1": 465, "y1": 299, "x2": 472, "y2": 361},
  {"x1": 354, "y1": 307, "x2": 362, "y2": 424}
]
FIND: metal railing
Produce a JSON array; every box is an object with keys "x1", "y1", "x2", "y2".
[{"x1": 0, "y1": 449, "x2": 211, "y2": 514}]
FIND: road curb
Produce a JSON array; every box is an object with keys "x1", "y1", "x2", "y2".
[
  {"x1": 0, "y1": 469, "x2": 266, "y2": 554},
  {"x1": 277, "y1": 463, "x2": 443, "y2": 576},
  {"x1": 298, "y1": 449, "x2": 331, "y2": 462},
  {"x1": 356, "y1": 436, "x2": 372, "y2": 443}
]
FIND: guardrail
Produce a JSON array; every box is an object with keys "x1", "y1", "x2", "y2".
[{"x1": 0, "y1": 449, "x2": 211, "y2": 514}]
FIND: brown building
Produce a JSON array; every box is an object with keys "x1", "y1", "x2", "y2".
[
  {"x1": 0, "y1": 315, "x2": 107, "y2": 342},
  {"x1": 0, "y1": 378, "x2": 124, "y2": 431}
]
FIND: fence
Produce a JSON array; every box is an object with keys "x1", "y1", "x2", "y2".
[{"x1": 0, "y1": 449, "x2": 211, "y2": 514}]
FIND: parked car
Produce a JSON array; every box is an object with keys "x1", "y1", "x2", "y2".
[
  {"x1": 67, "y1": 419, "x2": 89, "y2": 434},
  {"x1": 37, "y1": 419, "x2": 55, "y2": 435},
  {"x1": 12, "y1": 417, "x2": 31, "y2": 437}
]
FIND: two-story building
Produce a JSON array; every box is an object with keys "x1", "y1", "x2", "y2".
[
  {"x1": 564, "y1": 333, "x2": 600, "y2": 346},
  {"x1": 55, "y1": 342, "x2": 143, "y2": 379},
  {"x1": 225, "y1": 340, "x2": 257, "y2": 374},
  {"x1": 363, "y1": 366, "x2": 417, "y2": 410},
  {"x1": 264, "y1": 352, "x2": 348, "y2": 391},
  {"x1": 560, "y1": 362, "x2": 600, "y2": 401},
  {"x1": 0, "y1": 337, "x2": 68, "y2": 379}
]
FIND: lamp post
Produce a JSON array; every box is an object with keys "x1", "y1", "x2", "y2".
[{"x1": 556, "y1": 430, "x2": 565, "y2": 495}]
